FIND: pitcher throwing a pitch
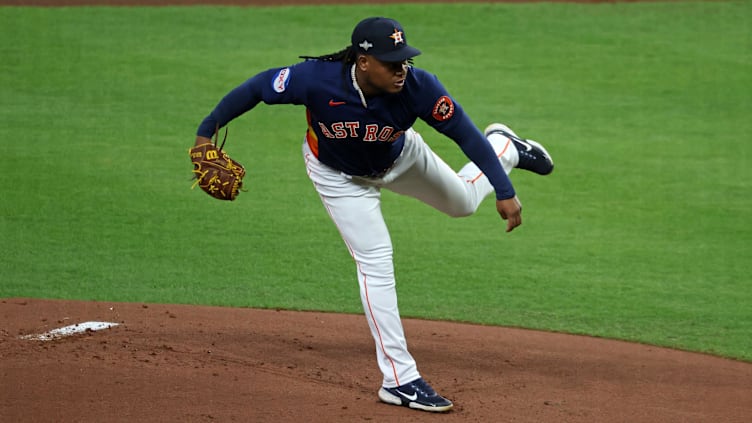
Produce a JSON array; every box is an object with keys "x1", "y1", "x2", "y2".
[{"x1": 193, "y1": 16, "x2": 554, "y2": 412}]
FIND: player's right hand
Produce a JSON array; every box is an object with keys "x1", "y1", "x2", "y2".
[
  {"x1": 195, "y1": 135, "x2": 213, "y2": 147},
  {"x1": 496, "y1": 196, "x2": 522, "y2": 233}
]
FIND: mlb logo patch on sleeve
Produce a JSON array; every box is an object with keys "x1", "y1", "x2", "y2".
[{"x1": 272, "y1": 68, "x2": 291, "y2": 93}]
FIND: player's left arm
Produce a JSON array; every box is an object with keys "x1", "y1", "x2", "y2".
[
  {"x1": 440, "y1": 110, "x2": 522, "y2": 232},
  {"x1": 413, "y1": 71, "x2": 514, "y2": 199},
  {"x1": 413, "y1": 70, "x2": 521, "y2": 231}
]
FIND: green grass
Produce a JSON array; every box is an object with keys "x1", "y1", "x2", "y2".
[{"x1": 1, "y1": 2, "x2": 750, "y2": 361}]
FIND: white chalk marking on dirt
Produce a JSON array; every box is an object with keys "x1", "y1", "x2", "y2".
[{"x1": 20, "y1": 321, "x2": 119, "y2": 341}]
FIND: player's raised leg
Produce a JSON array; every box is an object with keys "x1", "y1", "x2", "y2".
[
  {"x1": 386, "y1": 128, "x2": 517, "y2": 216},
  {"x1": 387, "y1": 124, "x2": 553, "y2": 218}
]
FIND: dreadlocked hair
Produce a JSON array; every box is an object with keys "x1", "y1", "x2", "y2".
[{"x1": 299, "y1": 46, "x2": 357, "y2": 64}]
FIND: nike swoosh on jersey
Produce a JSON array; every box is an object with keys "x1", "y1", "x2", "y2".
[
  {"x1": 328, "y1": 99, "x2": 346, "y2": 107},
  {"x1": 396, "y1": 390, "x2": 418, "y2": 401}
]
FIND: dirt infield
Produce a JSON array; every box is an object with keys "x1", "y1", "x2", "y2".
[
  {"x1": 2, "y1": 298, "x2": 751, "y2": 422},
  {"x1": 3, "y1": 0, "x2": 751, "y2": 421}
]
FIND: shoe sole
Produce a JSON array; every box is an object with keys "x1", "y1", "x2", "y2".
[
  {"x1": 485, "y1": 122, "x2": 554, "y2": 168},
  {"x1": 378, "y1": 388, "x2": 454, "y2": 413}
]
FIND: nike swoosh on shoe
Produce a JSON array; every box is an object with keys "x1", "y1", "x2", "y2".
[
  {"x1": 515, "y1": 138, "x2": 534, "y2": 152},
  {"x1": 396, "y1": 390, "x2": 418, "y2": 401}
]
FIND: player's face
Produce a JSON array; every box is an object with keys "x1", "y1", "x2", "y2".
[{"x1": 359, "y1": 56, "x2": 409, "y2": 95}]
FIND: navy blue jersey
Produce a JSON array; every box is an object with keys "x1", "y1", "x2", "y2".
[{"x1": 198, "y1": 59, "x2": 515, "y2": 199}]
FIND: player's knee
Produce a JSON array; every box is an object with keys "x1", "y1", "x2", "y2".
[
  {"x1": 445, "y1": 204, "x2": 475, "y2": 218},
  {"x1": 427, "y1": 196, "x2": 477, "y2": 218}
]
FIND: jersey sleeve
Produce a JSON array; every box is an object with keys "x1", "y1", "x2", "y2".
[
  {"x1": 196, "y1": 62, "x2": 312, "y2": 138},
  {"x1": 413, "y1": 70, "x2": 516, "y2": 200}
]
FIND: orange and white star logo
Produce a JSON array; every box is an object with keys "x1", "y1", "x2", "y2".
[{"x1": 389, "y1": 28, "x2": 405, "y2": 45}]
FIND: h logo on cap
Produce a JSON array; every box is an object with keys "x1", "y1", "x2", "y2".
[{"x1": 389, "y1": 29, "x2": 405, "y2": 45}]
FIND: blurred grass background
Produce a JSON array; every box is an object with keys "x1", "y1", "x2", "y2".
[{"x1": 1, "y1": 1, "x2": 750, "y2": 360}]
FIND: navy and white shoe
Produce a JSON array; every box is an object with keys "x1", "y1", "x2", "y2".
[
  {"x1": 378, "y1": 378, "x2": 453, "y2": 412},
  {"x1": 485, "y1": 123, "x2": 554, "y2": 175}
]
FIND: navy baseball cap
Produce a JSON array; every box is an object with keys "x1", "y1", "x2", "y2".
[{"x1": 351, "y1": 17, "x2": 422, "y2": 62}]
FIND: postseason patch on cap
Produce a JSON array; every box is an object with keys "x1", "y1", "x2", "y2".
[
  {"x1": 432, "y1": 96, "x2": 455, "y2": 121},
  {"x1": 272, "y1": 67, "x2": 291, "y2": 93}
]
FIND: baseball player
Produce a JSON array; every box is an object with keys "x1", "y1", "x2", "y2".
[{"x1": 194, "y1": 17, "x2": 553, "y2": 413}]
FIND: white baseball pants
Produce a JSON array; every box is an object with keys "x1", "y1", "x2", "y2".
[{"x1": 302, "y1": 127, "x2": 518, "y2": 388}]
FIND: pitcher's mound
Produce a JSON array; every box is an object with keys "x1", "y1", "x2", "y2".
[{"x1": 1, "y1": 298, "x2": 751, "y2": 422}]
